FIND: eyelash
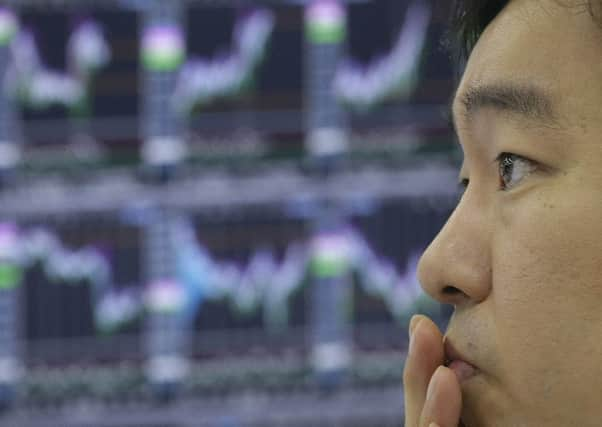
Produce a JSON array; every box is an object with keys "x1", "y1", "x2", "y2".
[
  {"x1": 495, "y1": 152, "x2": 537, "y2": 191},
  {"x1": 457, "y1": 152, "x2": 537, "y2": 194}
]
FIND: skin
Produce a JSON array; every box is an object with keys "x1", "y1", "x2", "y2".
[{"x1": 403, "y1": 0, "x2": 602, "y2": 426}]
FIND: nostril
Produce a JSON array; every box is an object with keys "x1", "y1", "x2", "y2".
[
  {"x1": 442, "y1": 285, "x2": 461, "y2": 295},
  {"x1": 440, "y1": 285, "x2": 469, "y2": 304}
]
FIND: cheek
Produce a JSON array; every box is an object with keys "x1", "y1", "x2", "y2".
[
  {"x1": 494, "y1": 174, "x2": 602, "y2": 315},
  {"x1": 490, "y1": 180, "x2": 602, "y2": 412}
]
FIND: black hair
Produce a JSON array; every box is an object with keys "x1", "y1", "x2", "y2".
[
  {"x1": 450, "y1": 0, "x2": 509, "y2": 61},
  {"x1": 450, "y1": 0, "x2": 602, "y2": 62}
]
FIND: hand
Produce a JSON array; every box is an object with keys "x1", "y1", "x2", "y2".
[{"x1": 403, "y1": 315, "x2": 463, "y2": 427}]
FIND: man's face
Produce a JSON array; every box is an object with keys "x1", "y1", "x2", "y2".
[{"x1": 417, "y1": 0, "x2": 602, "y2": 425}]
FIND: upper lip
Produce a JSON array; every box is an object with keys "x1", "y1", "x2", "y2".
[{"x1": 444, "y1": 337, "x2": 477, "y2": 368}]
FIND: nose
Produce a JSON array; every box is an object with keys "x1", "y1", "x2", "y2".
[{"x1": 417, "y1": 191, "x2": 492, "y2": 307}]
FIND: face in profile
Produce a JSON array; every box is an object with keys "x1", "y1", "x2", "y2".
[{"x1": 417, "y1": 0, "x2": 602, "y2": 425}]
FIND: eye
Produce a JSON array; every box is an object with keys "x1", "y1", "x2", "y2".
[{"x1": 496, "y1": 153, "x2": 537, "y2": 191}]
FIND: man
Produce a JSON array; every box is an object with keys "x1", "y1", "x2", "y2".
[{"x1": 403, "y1": 0, "x2": 602, "y2": 426}]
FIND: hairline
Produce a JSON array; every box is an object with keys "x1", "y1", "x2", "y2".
[{"x1": 450, "y1": 0, "x2": 602, "y2": 63}]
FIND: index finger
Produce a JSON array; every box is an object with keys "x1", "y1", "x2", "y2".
[{"x1": 403, "y1": 315, "x2": 445, "y2": 427}]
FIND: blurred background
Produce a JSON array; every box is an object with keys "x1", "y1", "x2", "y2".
[{"x1": 0, "y1": 0, "x2": 459, "y2": 425}]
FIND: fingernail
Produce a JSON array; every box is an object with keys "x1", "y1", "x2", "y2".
[
  {"x1": 408, "y1": 315, "x2": 421, "y2": 353},
  {"x1": 409, "y1": 315, "x2": 422, "y2": 338}
]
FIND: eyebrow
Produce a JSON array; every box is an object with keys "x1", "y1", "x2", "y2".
[{"x1": 450, "y1": 82, "x2": 561, "y2": 133}]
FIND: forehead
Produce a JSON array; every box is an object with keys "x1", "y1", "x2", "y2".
[{"x1": 454, "y1": 0, "x2": 602, "y2": 130}]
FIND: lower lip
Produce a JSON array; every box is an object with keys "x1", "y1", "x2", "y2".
[{"x1": 448, "y1": 360, "x2": 478, "y2": 383}]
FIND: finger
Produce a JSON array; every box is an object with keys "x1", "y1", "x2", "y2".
[
  {"x1": 419, "y1": 366, "x2": 462, "y2": 427},
  {"x1": 403, "y1": 315, "x2": 445, "y2": 427}
]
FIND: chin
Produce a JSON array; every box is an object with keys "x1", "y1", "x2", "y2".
[
  {"x1": 460, "y1": 403, "x2": 519, "y2": 427},
  {"x1": 459, "y1": 414, "x2": 497, "y2": 427},
  {"x1": 460, "y1": 382, "x2": 508, "y2": 427},
  {"x1": 460, "y1": 409, "x2": 483, "y2": 427}
]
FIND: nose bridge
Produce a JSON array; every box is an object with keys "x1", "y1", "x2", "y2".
[{"x1": 417, "y1": 194, "x2": 492, "y2": 306}]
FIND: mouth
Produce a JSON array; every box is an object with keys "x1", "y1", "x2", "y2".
[{"x1": 444, "y1": 338, "x2": 479, "y2": 384}]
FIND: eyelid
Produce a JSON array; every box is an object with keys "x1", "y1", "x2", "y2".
[
  {"x1": 458, "y1": 153, "x2": 546, "y2": 196},
  {"x1": 495, "y1": 152, "x2": 540, "y2": 192},
  {"x1": 492, "y1": 151, "x2": 536, "y2": 166}
]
